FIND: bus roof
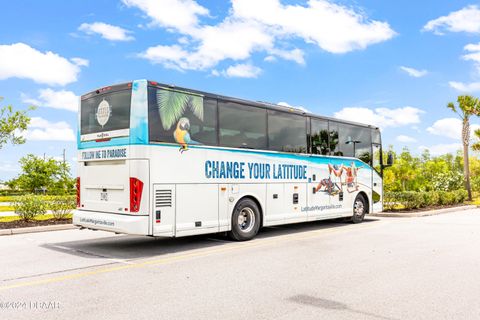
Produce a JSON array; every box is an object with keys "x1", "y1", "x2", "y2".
[{"x1": 81, "y1": 80, "x2": 380, "y2": 131}]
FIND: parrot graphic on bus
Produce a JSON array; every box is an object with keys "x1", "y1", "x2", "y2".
[{"x1": 174, "y1": 117, "x2": 198, "y2": 153}]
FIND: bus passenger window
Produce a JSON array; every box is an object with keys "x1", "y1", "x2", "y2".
[
  {"x1": 268, "y1": 110, "x2": 307, "y2": 153},
  {"x1": 148, "y1": 88, "x2": 218, "y2": 146},
  {"x1": 310, "y1": 119, "x2": 329, "y2": 155},
  {"x1": 218, "y1": 101, "x2": 267, "y2": 150}
]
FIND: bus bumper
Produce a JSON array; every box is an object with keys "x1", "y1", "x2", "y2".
[{"x1": 73, "y1": 210, "x2": 150, "y2": 235}]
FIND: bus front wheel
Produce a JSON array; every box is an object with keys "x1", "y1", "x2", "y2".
[
  {"x1": 351, "y1": 194, "x2": 367, "y2": 223},
  {"x1": 228, "y1": 198, "x2": 261, "y2": 241}
]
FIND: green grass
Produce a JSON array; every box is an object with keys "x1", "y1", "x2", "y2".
[
  {"x1": 0, "y1": 196, "x2": 17, "y2": 202},
  {"x1": 0, "y1": 213, "x2": 73, "y2": 223},
  {"x1": 466, "y1": 193, "x2": 480, "y2": 206}
]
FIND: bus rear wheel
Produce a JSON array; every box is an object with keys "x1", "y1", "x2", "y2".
[
  {"x1": 351, "y1": 194, "x2": 367, "y2": 223},
  {"x1": 228, "y1": 198, "x2": 261, "y2": 241}
]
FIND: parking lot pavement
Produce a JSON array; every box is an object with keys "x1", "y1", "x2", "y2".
[{"x1": 1, "y1": 209, "x2": 480, "y2": 320}]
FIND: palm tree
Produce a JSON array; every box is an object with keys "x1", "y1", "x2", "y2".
[
  {"x1": 473, "y1": 129, "x2": 480, "y2": 152},
  {"x1": 156, "y1": 89, "x2": 203, "y2": 130},
  {"x1": 448, "y1": 95, "x2": 480, "y2": 201}
]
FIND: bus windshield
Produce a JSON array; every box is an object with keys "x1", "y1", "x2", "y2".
[{"x1": 80, "y1": 88, "x2": 132, "y2": 140}]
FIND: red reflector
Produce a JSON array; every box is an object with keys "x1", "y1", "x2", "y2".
[
  {"x1": 76, "y1": 177, "x2": 81, "y2": 207},
  {"x1": 149, "y1": 81, "x2": 158, "y2": 86},
  {"x1": 156, "y1": 220, "x2": 161, "y2": 223},
  {"x1": 95, "y1": 138, "x2": 111, "y2": 142},
  {"x1": 129, "y1": 177, "x2": 144, "y2": 213}
]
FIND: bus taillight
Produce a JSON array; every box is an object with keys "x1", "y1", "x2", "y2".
[
  {"x1": 129, "y1": 177, "x2": 144, "y2": 213},
  {"x1": 76, "y1": 177, "x2": 81, "y2": 207}
]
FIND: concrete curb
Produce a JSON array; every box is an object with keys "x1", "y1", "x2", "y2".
[
  {"x1": 371, "y1": 205, "x2": 478, "y2": 218},
  {"x1": 0, "y1": 224, "x2": 76, "y2": 236}
]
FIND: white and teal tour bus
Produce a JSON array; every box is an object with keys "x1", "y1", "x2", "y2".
[{"x1": 74, "y1": 80, "x2": 391, "y2": 241}]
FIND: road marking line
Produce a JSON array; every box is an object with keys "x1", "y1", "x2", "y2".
[{"x1": 0, "y1": 221, "x2": 384, "y2": 292}]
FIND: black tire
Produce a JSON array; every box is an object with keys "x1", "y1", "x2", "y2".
[
  {"x1": 351, "y1": 194, "x2": 367, "y2": 223},
  {"x1": 228, "y1": 198, "x2": 261, "y2": 241}
]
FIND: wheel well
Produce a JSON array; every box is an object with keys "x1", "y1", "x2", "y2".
[
  {"x1": 357, "y1": 191, "x2": 369, "y2": 213},
  {"x1": 237, "y1": 196, "x2": 264, "y2": 228}
]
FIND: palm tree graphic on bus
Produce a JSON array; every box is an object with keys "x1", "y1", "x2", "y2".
[{"x1": 155, "y1": 89, "x2": 204, "y2": 152}]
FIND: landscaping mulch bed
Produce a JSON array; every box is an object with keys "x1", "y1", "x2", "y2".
[
  {"x1": 0, "y1": 218, "x2": 72, "y2": 229},
  {"x1": 383, "y1": 203, "x2": 469, "y2": 214}
]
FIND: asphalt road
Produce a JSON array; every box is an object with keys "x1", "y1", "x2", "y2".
[{"x1": 1, "y1": 209, "x2": 480, "y2": 320}]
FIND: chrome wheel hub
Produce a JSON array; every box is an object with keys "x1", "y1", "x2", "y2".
[
  {"x1": 238, "y1": 207, "x2": 255, "y2": 233},
  {"x1": 354, "y1": 200, "x2": 364, "y2": 216}
]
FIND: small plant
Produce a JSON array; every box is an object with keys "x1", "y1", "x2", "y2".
[
  {"x1": 12, "y1": 195, "x2": 46, "y2": 221},
  {"x1": 384, "y1": 190, "x2": 467, "y2": 211},
  {"x1": 48, "y1": 195, "x2": 75, "y2": 220}
]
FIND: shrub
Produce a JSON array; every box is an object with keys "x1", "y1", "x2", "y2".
[
  {"x1": 423, "y1": 192, "x2": 439, "y2": 207},
  {"x1": 48, "y1": 195, "x2": 75, "y2": 220},
  {"x1": 384, "y1": 190, "x2": 467, "y2": 211},
  {"x1": 12, "y1": 195, "x2": 47, "y2": 221}
]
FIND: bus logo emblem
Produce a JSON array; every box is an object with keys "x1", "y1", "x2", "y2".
[{"x1": 96, "y1": 99, "x2": 111, "y2": 127}]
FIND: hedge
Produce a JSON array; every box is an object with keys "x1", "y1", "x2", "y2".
[
  {"x1": 384, "y1": 190, "x2": 468, "y2": 211},
  {"x1": 12, "y1": 195, "x2": 76, "y2": 221}
]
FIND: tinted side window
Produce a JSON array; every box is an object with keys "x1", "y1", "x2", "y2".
[
  {"x1": 148, "y1": 87, "x2": 218, "y2": 146},
  {"x1": 268, "y1": 110, "x2": 307, "y2": 153},
  {"x1": 334, "y1": 122, "x2": 372, "y2": 164},
  {"x1": 354, "y1": 127, "x2": 372, "y2": 164},
  {"x1": 218, "y1": 102, "x2": 267, "y2": 149},
  {"x1": 311, "y1": 118, "x2": 329, "y2": 155},
  {"x1": 372, "y1": 128, "x2": 381, "y2": 144},
  {"x1": 81, "y1": 89, "x2": 131, "y2": 135},
  {"x1": 328, "y1": 122, "x2": 340, "y2": 155}
]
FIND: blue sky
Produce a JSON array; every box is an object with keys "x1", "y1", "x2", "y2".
[{"x1": 1, "y1": 0, "x2": 480, "y2": 180}]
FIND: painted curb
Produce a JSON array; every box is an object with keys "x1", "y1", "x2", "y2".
[
  {"x1": 0, "y1": 224, "x2": 76, "y2": 236},
  {"x1": 371, "y1": 205, "x2": 478, "y2": 218}
]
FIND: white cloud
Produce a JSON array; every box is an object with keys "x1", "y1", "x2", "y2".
[
  {"x1": 27, "y1": 117, "x2": 76, "y2": 141},
  {"x1": 132, "y1": 0, "x2": 396, "y2": 74},
  {"x1": 396, "y1": 135, "x2": 417, "y2": 143},
  {"x1": 449, "y1": 81, "x2": 480, "y2": 92},
  {"x1": 140, "y1": 19, "x2": 274, "y2": 71},
  {"x1": 333, "y1": 106, "x2": 424, "y2": 128},
  {"x1": 79, "y1": 22, "x2": 134, "y2": 41},
  {"x1": 22, "y1": 89, "x2": 79, "y2": 112},
  {"x1": 423, "y1": 5, "x2": 480, "y2": 35},
  {"x1": 465, "y1": 42, "x2": 480, "y2": 52},
  {"x1": 221, "y1": 63, "x2": 262, "y2": 78},
  {"x1": 0, "y1": 43, "x2": 85, "y2": 86},
  {"x1": 269, "y1": 48, "x2": 305, "y2": 65},
  {"x1": 277, "y1": 101, "x2": 310, "y2": 113},
  {"x1": 419, "y1": 143, "x2": 462, "y2": 156},
  {"x1": 0, "y1": 161, "x2": 19, "y2": 173},
  {"x1": 232, "y1": 0, "x2": 396, "y2": 54},
  {"x1": 461, "y1": 42, "x2": 480, "y2": 73},
  {"x1": 264, "y1": 55, "x2": 277, "y2": 62},
  {"x1": 400, "y1": 66, "x2": 428, "y2": 78},
  {"x1": 427, "y1": 117, "x2": 480, "y2": 140},
  {"x1": 71, "y1": 57, "x2": 90, "y2": 67},
  {"x1": 122, "y1": 0, "x2": 209, "y2": 33}
]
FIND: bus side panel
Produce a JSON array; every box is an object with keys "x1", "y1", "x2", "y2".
[
  {"x1": 175, "y1": 184, "x2": 219, "y2": 237},
  {"x1": 152, "y1": 184, "x2": 176, "y2": 237},
  {"x1": 219, "y1": 184, "x2": 230, "y2": 232},
  {"x1": 265, "y1": 183, "x2": 285, "y2": 225},
  {"x1": 283, "y1": 183, "x2": 307, "y2": 224}
]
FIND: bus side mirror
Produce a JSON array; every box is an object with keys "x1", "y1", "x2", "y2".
[{"x1": 383, "y1": 152, "x2": 394, "y2": 168}]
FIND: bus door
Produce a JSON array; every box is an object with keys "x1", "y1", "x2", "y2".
[{"x1": 372, "y1": 144, "x2": 383, "y2": 213}]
